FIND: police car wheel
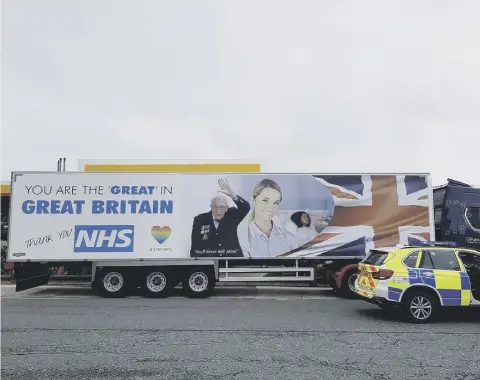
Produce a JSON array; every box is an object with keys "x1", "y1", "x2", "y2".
[
  {"x1": 96, "y1": 270, "x2": 130, "y2": 298},
  {"x1": 142, "y1": 269, "x2": 173, "y2": 298},
  {"x1": 183, "y1": 269, "x2": 215, "y2": 298},
  {"x1": 403, "y1": 291, "x2": 438, "y2": 323}
]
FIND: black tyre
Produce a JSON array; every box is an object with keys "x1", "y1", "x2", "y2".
[
  {"x1": 340, "y1": 269, "x2": 359, "y2": 299},
  {"x1": 95, "y1": 269, "x2": 131, "y2": 298},
  {"x1": 402, "y1": 290, "x2": 439, "y2": 323},
  {"x1": 141, "y1": 268, "x2": 175, "y2": 298},
  {"x1": 328, "y1": 276, "x2": 337, "y2": 290},
  {"x1": 182, "y1": 268, "x2": 215, "y2": 298}
]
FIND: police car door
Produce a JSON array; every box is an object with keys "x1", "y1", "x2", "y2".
[{"x1": 421, "y1": 249, "x2": 468, "y2": 306}]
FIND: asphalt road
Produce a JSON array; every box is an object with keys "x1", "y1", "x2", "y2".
[{"x1": 1, "y1": 285, "x2": 479, "y2": 380}]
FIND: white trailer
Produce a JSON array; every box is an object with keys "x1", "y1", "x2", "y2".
[{"x1": 6, "y1": 171, "x2": 435, "y2": 298}]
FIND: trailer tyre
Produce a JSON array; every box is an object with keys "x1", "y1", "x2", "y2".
[
  {"x1": 340, "y1": 269, "x2": 359, "y2": 299},
  {"x1": 142, "y1": 268, "x2": 175, "y2": 298},
  {"x1": 182, "y1": 268, "x2": 215, "y2": 298},
  {"x1": 96, "y1": 269, "x2": 130, "y2": 298}
]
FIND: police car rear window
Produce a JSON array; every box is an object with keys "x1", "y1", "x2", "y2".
[{"x1": 363, "y1": 251, "x2": 388, "y2": 265}]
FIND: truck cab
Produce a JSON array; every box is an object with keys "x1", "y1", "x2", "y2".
[{"x1": 433, "y1": 178, "x2": 480, "y2": 249}]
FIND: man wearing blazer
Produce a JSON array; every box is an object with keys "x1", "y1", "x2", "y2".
[{"x1": 190, "y1": 178, "x2": 250, "y2": 257}]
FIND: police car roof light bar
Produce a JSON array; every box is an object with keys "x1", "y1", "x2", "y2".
[{"x1": 417, "y1": 241, "x2": 457, "y2": 247}]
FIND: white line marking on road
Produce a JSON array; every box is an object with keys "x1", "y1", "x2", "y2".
[
  {"x1": 1, "y1": 296, "x2": 335, "y2": 300},
  {"x1": 1, "y1": 285, "x2": 336, "y2": 300},
  {"x1": 2, "y1": 297, "x2": 92, "y2": 300}
]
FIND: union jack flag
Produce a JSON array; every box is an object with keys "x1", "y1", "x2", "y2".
[{"x1": 285, "y1": 175, "x2": 432, "y2": 258}]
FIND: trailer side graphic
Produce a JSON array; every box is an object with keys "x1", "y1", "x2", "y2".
[{"x1": 7, "y1": 172, "x2": 479, "y2": 298}]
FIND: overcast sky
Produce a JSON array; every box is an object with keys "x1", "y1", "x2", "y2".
[{"x1": 1, "y1": 0, "x2": 480, "y2": 186}]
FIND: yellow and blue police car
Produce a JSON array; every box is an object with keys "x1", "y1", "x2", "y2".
[{"x1": 354, "y1": 241, "x2": 480, "y2": 323}]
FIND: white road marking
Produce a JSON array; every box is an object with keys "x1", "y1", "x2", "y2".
[
  {"x1": 1, "y1": 296, "x2": 335, "y2": 300},
  {"x1": 1, "y1": 284, "x2": 335, "y2": 300}
]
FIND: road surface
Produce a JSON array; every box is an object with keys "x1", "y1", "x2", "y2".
[{"x1": 2, "y1": 285, "x2": 479, "y2": 380}]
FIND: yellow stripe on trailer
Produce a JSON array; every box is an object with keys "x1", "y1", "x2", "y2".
[{"x1": 83, "y1": 163, "x2": 261, "y2": 173}]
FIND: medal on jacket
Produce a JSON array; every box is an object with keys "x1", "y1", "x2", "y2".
[{"x1": 201, "y1": 225, "x2": 210, "y2": 240}]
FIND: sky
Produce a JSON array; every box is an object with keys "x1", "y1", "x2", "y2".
[{"x1": 1, "y1": 0, "x2": 480, "y2": 187}]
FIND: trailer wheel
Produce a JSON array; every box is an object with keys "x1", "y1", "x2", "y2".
[
  {"x1": 141, "y1": 268, "x2": 174, "y2": 298},
  {"x1": 340, "y1": 269, "x2": 359, "y2": 299},
  {"x1": 182, "y1": 268, "x2": 215, "y2": 298},
  {"x1": 96, "y1": 269, "x2": 130, "y2": 298}
]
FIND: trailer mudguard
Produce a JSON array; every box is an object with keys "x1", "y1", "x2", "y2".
[
  {"x1": 14, "y1": 262, "x2": 51, "y2": 291},
  {"x1": 335, "y1": 263, "x2": 359, "y2": 289}
]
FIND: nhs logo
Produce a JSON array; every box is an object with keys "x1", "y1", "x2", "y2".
[{"x1": 74, "y1": 225, "x2": 134, "y2": 253}]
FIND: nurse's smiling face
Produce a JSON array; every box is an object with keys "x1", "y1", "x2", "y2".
[{"x1": 253, "y1": 187, "x2": 281, "y2": 222}]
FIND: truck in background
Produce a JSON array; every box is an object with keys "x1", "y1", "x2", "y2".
[
  {"x1": 6, "y1": 172, "x2": 480, "y2": 299},
  {"x1": 433, "y1": 178, "x2": 480, "y2": 248}
]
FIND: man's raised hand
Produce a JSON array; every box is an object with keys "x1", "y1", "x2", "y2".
[{"x1": 218, "y1": 178, "x2": 237, "y2": 199}]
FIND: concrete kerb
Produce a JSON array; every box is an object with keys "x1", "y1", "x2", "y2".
[
  {"x1": 1, "y1": 275, "x2": 91, "y2": 284},
  {"x1": 213, "y1": 286, "x2": 333, "y2": 296}
]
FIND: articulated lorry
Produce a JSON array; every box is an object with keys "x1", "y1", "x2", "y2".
[{"x1": 6, "y1": 172, "x2": 480, "y2": 298}]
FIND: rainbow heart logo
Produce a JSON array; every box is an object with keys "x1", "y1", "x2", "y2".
[{"x1": 151, "y1": 226, "x2": 171, "y2": 244}]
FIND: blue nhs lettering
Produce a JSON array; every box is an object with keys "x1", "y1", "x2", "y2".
[{"x1": 74, "y1": 225, "x2": 134, "y2": 252}]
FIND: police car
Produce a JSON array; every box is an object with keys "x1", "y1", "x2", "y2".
[{"x1": 354, "y1": 241, "x2": 480, "y2": 323}]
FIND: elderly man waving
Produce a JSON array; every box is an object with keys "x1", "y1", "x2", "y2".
[{"x1": 190, "y1": 178, "x2": 250, "y2": 257}]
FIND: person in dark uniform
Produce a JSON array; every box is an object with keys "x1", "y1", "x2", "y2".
[
  {"x1": 460, "y1": 252, "x2": 480, "y2": 300},
  {"x1": 190, "y1": 178, "x2": 250, "y2": 257}
]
